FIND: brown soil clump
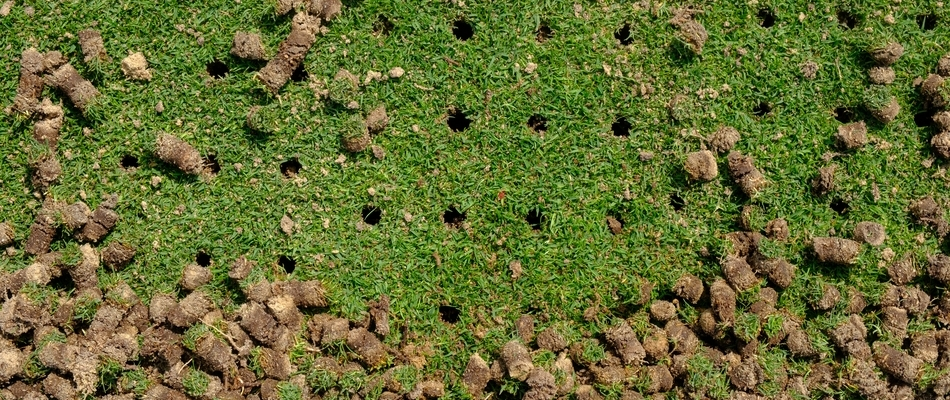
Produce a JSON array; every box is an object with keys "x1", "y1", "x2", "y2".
[
  {"x1": 78, "y1": 29, "x2": 109, "y2": 64},
  {"x1": 11, "y1": 48, "x2": 46, "y2": 115},
  {"x1": 604, "y1": 322, "x2": 645, "y2": 366},
  {"x1": 366, "y1": 105, "x2": 389, "y2": 134},
  {"x1": 230, "y1": 31, "x2": 267, "y2": 61},
  {"x1": 166, "y1": 291, "x2": 214, "y2": 328},
  {"x1": 835, "y1": 121, "x2": 868, "y2": 150},
  {"x1": 928, "y1": 254, "x2": 950, "y2": 285},
  {"x1": 922, "y1": 74, "x2": 948, "y2": 109},
  {"x1": 935, "y1": 111, "x2": 950, "y2": 131},
  {"x1": 710, "y1": 279, "x2": 736, "y2": 323},
  {"x1": 811, "y1": 165, "x2": 835, "y2": 196},
  {"x1": 257, "y1": 13, "x2": 320, "y2": 94},
  {"x1": 524, "y1": 368, "x2": 556, "y2": 400},
  {"x1": 308, "y1": 0, "x2": 343, "y2": 21},
  {"x1": 940, "y1": 53, "x2": 950, "y2": 77},
  {"x1": 120, "y1": 52, "x2": 152, "y2": 81},
  {"x1": 811, "y1": 284, "x2": 840, "y2": 310},
  {"x1": 46, "y1": 63, "x2": 101, "y2": 115},
  {"x1": 684, "y1": 150, "x2": 718, "y2": 181},
  {"x1": 729, "y1": 359, "x2": 763, "y2": 391},
  {"x1": 30, "y1": 154, "x2": 60, "y2": 191},
  {"x1": 25, "y1": 212, "x2": 56, "y2": 256},
  {"x1": 61, "y1": 201, "x2": 90, "y2": 232},
  {"x1": 911, "y1": 331, "x2": 938, "y2": 363},
  {"x1": 101, "y1": 242, "x2": 135, "y2": 270},
  {"x1": 606, "y1": 216, "x2": 622, "y2": 235},
  {"x1": 368, "y1": 294, "x2": 390, "y2": 336},
  {"x1": 812, "y1": 237, "x2": 861, "y2": 265},
  {"x1": 727, "y1": 151, "x2": 766, "y2": 196},
  {"x1": 32, "y1": 98, "x2": 63, "y2": 148},
  {"x1": 882, "y1": 306, "x2": 908, "y2": 339},
  {"x1": 933, "y1": 132, "x2": 950, "y2": 159},
  {"x1": 708, "y1": 126, "x2": 740, "y2": 153},
  {"x1": 887, "y1": 256, "x2": 916, "y2": 285},
  {"x1": 536, "y1": 327, "x2": 567, "y2": 352},
  {"x1": 515, "y1": 314, "x2": 535, "y2": 343},
  {"x1": 670, "y1": 8, "x2": 707, "y2": 54},
  {"x1": 673, "y1": 273, "x2": 703, "y2": 303},
  {"x1": 786, "y1": 328, "x2": 817, "y2": 358},
  {"x1": 722, "y1": 255, "x2": 757, "y2": 291},
  {"x1": 868, "y1": 66, "x2": 895, "y2": 85},
  {"x1": 830, "y1": 315, "x2": 871, "y2": 359},
  {"x1": 500, "y1": 340, "x2": 533, "y2": 381},
  {"x1": 873, "y1": 342, "x2": 921, "y2": 384},
  {"x1": 764, "y1": 218, "x2": 789, "y2": 241},
  {"x1": 271, "y1": 280, "x2": 327, "y2": 307},
  {"x1": 76, "y1": 201, "x2": 119, "y2": 243},
  {"x1": 665, "y1": 320, "x2": 699, "y2": 355},
  {"x1": 341, "y1": 117, "x2": 371, "y2": 152},
  {"x1": 180, "y1": 264, "x2": 212, "y2": 290},
  {"x1": 0, "y1": 222, "x2": 13, "y2": 247},
  {"x1": 649, "y1": 301, "x2": 676, "y2": 322},
  {"x1": 869, "y1": 42, "x2": 903, "y2": 66},
  {"x1": 228, "y1": 256, "x2": 255, "y2": 281},
  {"x1": 347, "y1": 328, "x2": 388, "y2": 368},
  {"x1": 155, "y1": 133, "x2": 203, "y2": 175},
  {"x1": 801, "y1": 61, "x2": 818, "y2": 79},
  {"x1": 869, "y1": 97, "x2": 899, "y2": 124},
  {"x1": 42, "y1": 374, "x2": 76, "y2": 400},
  {"x1": 462, "y1": 353, "x2": 490, "y2": 395},
  {"x1": 853, "y1": 221, "x2": 886, "y2": 246},
  {"x1": 910, "y1": 196, "x2": 948, "y2": 235}
]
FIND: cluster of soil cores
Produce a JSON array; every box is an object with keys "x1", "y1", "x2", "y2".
[
  {"x1": 727, "y1": 151, "x2": 766, "y2": 196},
  {"x1": 120, "y1": 52, "x2": 152, "y2": 81},
  {"x1": 155, "y1": 133, "x2": 203, "y2": 175},
  {"x1": 78, "y1": 29, "x2": 110, "y2": 64},
  {"x1": 32, "y1": 98, "x2": 63, "y2": 148},
  {"x1": 866, "y1": 42, "x2": 902, "y2": 85},
  {"x1": 256, "y1": 13, "x2": 321, "y2": 94},
  {"x1": 921, "y1": 74, "x2": 948, "y2": 110},
  {"x1": 45, "y1": 63, "x2": 101, "y2": 115},
  {"x1": 684, "y1": 150, "x2": 717, "y2": 182},
  {"x1": 707, "y1": 126, "x2": 739, "y2": 153},
  {"x1": 835, "y1": 121, "x2": 868, "y2": 150},
  {"x1": 669, "y1": 7, "x2": 707, "y2": 54},
  {"x1": 10, "y1": 48, "x2": 45, "y2": 115},
  {"x1": 230, "y1": 31, "x2": 267, "y2": 61}
]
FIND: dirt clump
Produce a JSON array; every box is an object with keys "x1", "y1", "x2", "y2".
[
  {"x1": 605, "y1": 322, "x2": 645, "y2": 366},
  {"x1": 25, "y1": 212, "x2": 56, "y2": 256},
  {"x1": 32, "y1": 98, "x2": 63, "y2": 147},
  {"x1": 935, "y1": 111, "x2": 950, "y2": 131},
  {"x1": 524, "y1": 368, "x2": 556, "y2": 400},
  {"x1": 101, "y1": 241, "x2": 135, "y2": 270},
  {"x1": 873, "y1": 342, "x2": 921, "y2": 384},
  {"x1": 606, "y1": 216, "x2": 622, "y2": 234},
  {"x1": 76, "y1": 199, "x2": 119, "y2": 243},
  {"x1": 230, "y1": 31, "x2": 267, "y2": 61},
  {"x1": 811, "y1": 165, "x2": 835, "y2": 196},
  {"x1": 801, "y1": 61, "x2": 818, "y2": 79},
  {"x1": 911, "y1": 331, "x2": 938, "y2": 363},
  {"x1": 649, "y1": 300, "x2": 676, "y2": 322},
  {"x1": 707, "y1": 126, "x2": 740, "y2": 153},
  {"x1": 665, "y1": 320, "x2": 699, "y2": 355},
  {"x1": 869, "y1": 42, "x2": 903, "y2": 66},
  {"x1": 710, "y1": 278, "x2": 736, "y2": 323},
  {"x1": 514, "y1": 314, "x2": 535, "y2": 343},
  {"x1": 727, "y1": 151, "x2": 766, "y2": 196},
  {"x1": 785, "y1": 328, "x2": 817, "y2": 358},
  {"x1": 462, "y1": 353, "x2": 490, "y2": 395},
  {"x1": 922, "y1": 74, "x2": 949, "y2": 109},
  {"x1": 368, "y1": 294, "x2": 390, "y2": 336},
  {"x1": 366, "y1": 105, "x2": 389, "y2": 134},
  {"x1": 672, "y1": 273, "x2": 703, "y2": 303},
  {"x1": 882, "y1": 306, "x2": 908, "y2": 339},
  {"x1": 910, "y1": 196, "x2": 948, "y2": 235},
  {"x1": 868, "y1": 66, "x2": 895, "y2": 85},
  {"x1": 120, "y1": 52, "x2": 152, "y2": 81},
  {"x1": 46, "y1": 63, "x2": 100, "y2": 115},
  {"x1": 347, "y1": 328, "x2": 388, "y2": 368},
  {"x1": 228, "y1": 256, "x2": 255, "y2": 281},
  {"x1": 341, "y1": 114, "x2": 371, "y2": 152},
  {"x1": 166, "y1": 291, "x2": 214, "y2": 328},
  {"x1": 811, "y1": 284, "x2": 840, "y2": 310},
  {"x1": 155, "y1": 133, "x2": 203, "y2": 175},
  {"x1": 722, "y1": 255, "x2": 757, "y2": 291},
  {"x1": 42, "y1": 374, "x2": 76, "y2": 400},
  {"x1": 684, "y1": 150, "x2": 718, "y2": 182},
  {"x1": 812, "y1": 237, "x2": 861, "y2": 265},
  {"x1": 536, "y1": 327, "x2": 567, "y2": 352},
  {"x1": 30, "y1": 154, "x2": 60, "y2": 191},
  {"x1": 853, "y1": 221, "x2": 886, "y2": 246},
  {"x1": 308, "y1": 0, "x2": 343, "y2": 21},
  {"x1": 887, "y1": 256, "x2": 916, "y2": 285},
  {"x1": 78, "y1": 29, "x2": 109, "y2": 64},
  {"x1": 868, "y1": 97, "x2": 899, "y2": 124},
  {"x1": 271, "y1": 280, "x2": 326, "y2": 307},
  {"x1": 835, "y1": 121, "x2": 868, "y2": 150},
  {"x1": 0, "y1": 222, "x2": 12, "y2": 247},
  {"x1": 257, "y1": 13, "x2": 320, "y2": 94},
  {"x1": 670, "y1": 7, "x2": 707, "y2": 54},
  {"x1": 830, "y1": 314, "x2": 871, "y2": 359},
  {"x1": 501, "y1": 340, "x2": 533, "y2": 381},
  {"x1": 729, "y1": 359, "x2": 763, "y2": 391},
  {"x1": 180, "y1": 263, "x2": 212, "y2": 290},
  {"x1": 11, "y1": 47, "x2": 46, "y2": 115},
  {"x1": 329, "y1": 68, "x2": 360, "y2": 107},
  {"x1": 939, "y1": 53, "x2": 950, "y2": 77},
  {"x1": 928, "y1": 254, "x2": 950, "y2": 285}
]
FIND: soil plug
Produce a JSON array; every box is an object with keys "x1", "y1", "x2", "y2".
[
  {"x1": 811, "y1": 165, "x2": 835, "y2": 196},
  {"x1": 308, "y1": 0, "x2": 342, "y2": 21},
  {"x1": 500, "y1": 340, "x2": 533, "y2": 381},
  {"x1": 869, "y1": 42, "x2": 903, "y2": 66},
  {"x1": 180, "y1": 263, "x2": 212, "y2": 290},
  {"x1": 78, "y1": 29, "x2": 110, "y2": 64},
  {"x1": 812, "y1": 237, "x2": 861, "y2": 265},
  {"x1": 120, "y1": 52, "x2": 152, "y2": 81},
  {"x1": 684, "y1": 150, "x2": 718, "y2": 182},
  {"x1": 368, "y1": 294, "x2": 390, "y2": 336},
  {"x1": 462, "y1": 353, "x2": 490, "y2": 395},
  {"x1": 101, "y1": 241, "x2": 135, "y2": 271},
  {"x1": 341, "y1": 113, "x2": 370, "y2": 152},
  {"x1": 834, "y1": 121, "x2": 868, "y2": 150},
  {"x1": 524, "y1": 368, "x2": 556, "y2": 400},
  {"x1": 604, "y1": 322, "x2": 645, "y2": 366},
  {"x1": 346, "y1": 327, "x2": 388, "y2": 368},
  {"x1": 864, "y1": 85, "x2": 899, "y2": 124},
  {"x1": 228, "y1": 255, "x2": 255, "y2": 281},
  {"x1": 365, "y1": 105, "x2": 389, "y2": 133},
  {"x1": 33, "y1": 98, "x2": 63, "y2": 148},
  {"x1": 30, "y1": 153, "x2": 61, "y2": 191},
  {"x1": 672, "y1": 273, "x2": 703, "y2": 303},
  {"x1": 873, "y1": 342, "x2": 922, "y2": 384},
  {"x1": 76, "y1": 200, "x2": 119, "y2": 243},
  {"x1": 710, "y1": 279, "x2": 736, "y2": 323},
  {"x1": 45, "y1": 63, "x2": 101, "y2": 115},
  {"x1": 922, "y1": 74, "x2": 950, "y2": 110},
  {"x1": 910, "y1": 196, "x2": 948, "y2": 235},
  {"x1": 670, "y1": 7, "x2": 707, "y2": 54},
  {"x1": 231, "y1": 31, "x2": 267, "y2": 60},
  {"x1": 0, "y1": 222, "x2": 13, "y2": 247},
  {"x1": 328, "y1": 68, "x2": 360, "y2": 108},
  {"x1": 256, "y1": 13, "x2": 321, "y2": 94},
  {"x1": 708, "y1": 126, "x2": 740, "y2": 153},
  {"x1": 24, "y1": 211, "x2": 57, "y2": 256},
  {"x1": 868, "y1": 66, "x2": 895, "y2": 85},
  {"x1": 727, "y1": 151, "x2": 767, "y2": 196},
  {"x1": 11, "y1": 47, "x2": 45, "y2": 115},
  {"x1": 155, "y1": 133, "x2": 203, "y2": 174},
  {"x1": 60, "y1": 201, "x2": 90, "y2": 232}
]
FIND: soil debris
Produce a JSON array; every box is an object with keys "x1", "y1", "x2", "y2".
[
  {"x1": 45, "y1": 63, "x2": 101, "y2": 115},
  {"x1": 873, "y1": 342, "x2": 921, "y2": 384},
  {"x1": 230, "y1": 31, "x2": 266, "y2": 61},
  {"x1": 76, "y1": 200, "x2": 119, "y2": 243},
  {"x1": 366, "y1": 105, "x2": 389, "y2": 134},
  {"x1": 708, "y1": 126, "x2": 740, "y2": 153},
  {"x1": 155, "y1": 133, "x2": 203, "y2": 175},
  {"x1": 670, "y1": 7, "x2": 707, "y2": 54},
  {"x1": 308, "y1": 0, "x2": 343, "y2": 21},
  {"x1": 835, "y1": 121, "x2": 868, "y2": 150},
  {"x1": 727, "y1": 151, "x2": 766, "y2": 196},
  {"x1": 921, "y1": 74, "x2": 948, "y2": 109},
  {"x1": 101, "y1": 241, "x2": 135, "y2": 270},
  {"x1": 887, "y1": 256, "x2": 916, "y2": 285},
  {"x1": 684, "y1": 150, "x2": 718, "y2": 182},
  {"x1": 868, "y1": 66, "x2": 895, "y2": 85},
  {"x1": 910, "y1": 196, "x2": 948, "y2": 235},
  {"x1": 811, "y1": 284, "x2": 840, "y2": 310},
  {"x1": 801, "y1": 61, "x2": 818, "y2": 79},
  {"x1": 30, "y1": 154, "x2": 61, "y2": 191},
  {"x1": 853, "y1": 221, "x2": 886, "y2": 246},
  {"x1": 604, "y1": 322, "x2": 645, "y2": 366},
  {"x1": 501, "y1": 340, "x2": 533, "y2": 381},
  {"x1": 710, "y1": 279, "x2": 736, "y2": 323},
  {"x1": 120, "y1": 52, "x2": 152, "y2": 81},
  {"x1": 673, "y1": 273, "x2": 703, "y2": 303},
  {"x1": 257, "y1": 13, "x2": 320, "y2": 94},
  {"x1": 11, "y1": 48, "x2": 46, "y2": 115},
  {"x1": 812, "y1": 237, "x2": 861, "y2": 265},
  {"x1": 868, "y1": 97, "x2": 899, "y2": 124},
  {"x1": 180, "y1": 263, "x2": 212, "y2": 290},
  {"x1": 0, "y1": 223, "x2": 13, "y2": 247},
  {"x1": 24, "y1": 212, "x2": 56, "y2": 256},
  {"x1": 536, "y1": 327, "x2": 567, "y2": 352},
  {"x1": 869, "y1": 42, "x2": 903, "y2": 66},
  {"x1": 764, "y1": 218, "x2": 789, "y2": 241},
  {"x1": 722, "y1": 255, "x2": 757, "y2": 291},
  {"x1": 830, "y1": 314, "x2": 871, "y2": 359},
  {"x1": 32, "y1": 98, "x2": 63, "y2": 148},
  {"x1": 77, "y1": 29, "x2": 109, "y2": 64}
]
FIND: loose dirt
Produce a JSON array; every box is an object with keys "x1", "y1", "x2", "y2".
[
  {"x1": 869, "y1": 42, "x2": 904, "y2": 66},
  {"x1": 120, "y1": 52, "x2": 152, "y2": 81},
  {"x1": 672, "y1": 273, "x2": 703, "y2": 303},
  {"x1": 853, "y1": 221, "x2": 886, "y2": 246},
  {"x1": 812, "y1": 237, "x2": 861, "y2": 265},
  {"x1": 11, "y1": 48, "x2": 46, "y2": 115},
  {"x1": 670, "y1": 7, "x2": 707, "y2": 54},
  {"x1": 727, "y1": 151, "x2": 766, "y2": 196},
  {"x1": 868, "y1": 66, "x2": 896, "y2": 85},
  {"x1": 231, "y1": 31, "x2": 267, "y2": 61},
  {"x1": 835, "y1": 121, "x2": 868, "y2": 150},
  {"x1": 708, "y1": 126, "x2": 740, "y2": 153},
  {"x1": 30, "y1": 154, "x2": 61, "y2": 191},
  {"x1": 32, "y1": 98, "x2": 63, "y2": 148}
]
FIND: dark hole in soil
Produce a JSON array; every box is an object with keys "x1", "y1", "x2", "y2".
[
  {"x1": 206, "y1": 58, "x2": 229, "y2": 79},
  {"x1": 362, "y1": 206, "x2": 381, "y2": 225},
  {"x1": 834, "y1": 107, "x2": 854, "y2": 123},
  {"x1": 447, "y1": 109, "x2": 471, "y2": 132},
  {"x1": 280, "y1": 158, "x2": 302, "y2": 178},
  {"x1": 453, "y1": 19, "x2": 473, "y2": 41},
  {"x1": 670, "y1": 193, "x2": 686, "y2": 211},
  {"x1": 439, "y1": 305, "x2": 460, "y2": 323},
  {"x1": 526, "y1": 208, "x2": 544, "y2": 230},
  {"x1": 196, "y1": 251, "x2": 211, "y2": 267},
  {"x1": 918, "y1": 13, "x2": 939, "y2": 30},
  {"x1": 752, "y1": 102, "x2": 772, "y2": 117},
  {"x1": 830, "y1": 197, "x2": 849, "y2": 214},
  {"x1": 203, "y1": 155, "x2": 221, "y2": 175},
  {"x1": 536, "y1": 24, "x2": 552, "y2": 43},
  {"x1": 615, "y1": 23, "x2": 633, "y2": 45},
  {"x1": 528, "y1": 114, "x2": 548, "y2": 132},
  {"x1": 443, "y1": 206, "x2": 466, "y2": 227},
  {"x1": 612, "y1": 117, "x2": 631, "y2": 137},
  {"x1": 915, "y1": 110, "x2": 936, "y2": 127},
  {"x1": 120, "y1": 155, "x2": 139, "y2": 169},
  {"x1": 837, "y1": 10, "x2": 858, "y2": 29},
  {"x1": 278, "y1": 255, "x2": 296, "y2": 274},
  {"x1": 290, "y1": 64, "x2": 308, "y2": 82},
  {"x1": 758, "y1": 8, "x2": 776, "y2": 28},
  {"x1": 374, "y1": 15, "x2": 394, "y2": 35}
]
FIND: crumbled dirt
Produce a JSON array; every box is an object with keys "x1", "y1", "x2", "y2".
[
  {"x1": 729, "y1": 358, "x2": 763, "y2": 391},
  {"x1": 341, "y1": 116, "x2": 371, "y2": 152},
  {"x1": 462, "y1": 353, "x2": 490, "y2": 395},
  {"x1": 727, "y1": 151, "x2": 766, "y2": 196},
  {"x1": 853, "y1": 221, "x2": 886, "y2": 246},
  {"x1": 308, "y1": 0, "x2": 343, "y2": 21},
  {"x1": 228, "y1": 255, "x2": 254, "y2": 281},
  {"x1": 830, "y1": 314, "x2": 871, "y2": 359},
  {"x1": 722, "y1": 255, "x2": 757, "y2": 291},
  {"x1": 42, "y1": 374, "x2": 76, "y2": 400},
  {"x1": 935, "y1": 111, "x2": 950, "y2": 131},
  {"x1": 257, "y1": 13, "x2": 320, "y2": 94},
  {"x1": 873, "y1": 342, "x2": 921, "y2": 384},
  {"x1": 708, "y1": 126, "x2": 740, "y2": 153},
  {"x1": 928, "y1": 254, "x2": 950, "y2": 285},
  {"x1": 869, "y1": 42, "x2": 903, "y2": 66},
  {"x1": 670, "y1": 7, "x2": 707, "y2": 54},
  {"x1": 271, "y1": 280, "x2": 327, "y2": 307},
  {"x1": 649, "y1": 300, "x2": 676, "y2": 322},
  {"x1": 801, "y1": 61, "x2": 819, "y2": 79},
  {"x1": 500, "y1": 340, "x2": 533, "y2": 381},
  {"x1": 811, "y1": 164, "x2": 835, "y2": 196},
  {"x1": 868, "y1": 66, "x2": 895, "y2": 85},
  {"x1": 180, "y1": 263, "x2": 212, "y2": 290},
  {"x1": 230, "y1": 31, "x2": 267, "y2": 61},
  {"x1": 811, "y1": 284, "x2": 840, "y2": 310},
  {"x1": 846, "y1": 288, "x2": 867, "y2": 315},
  {"x1": 887, "y1": 256, "x2": 916, "y2": 285},
  {"x1": 155, "y1": 133, "x2": 203, "y2": 175},
  {"x1": 78, "y1": 29, "x2": 109, "y2": 64},
  {"x1": 849, "y1": 359, "x2": 889, "y2": 399},
  {"x1": 25, "y1": 212, "x2": 56, "y2": 256},
  {"x1": 166, "y1": 291, "x2": 213, "y2": 328},
  {"x1": 762, "y1": 218, "x2": 788, "y2": 242},
  {"x1": 869, "y1": 97, "x2": 900, "y2": 124},
  {"x1": 939, "y1": 53, "x2": 950, "y2": 77},
  {"x1": 684, "y1": 150, "x2": 718, "y2": 181},
  {"x1": 366, "y1": 105, "x2": 389, "y2": 134},
  {"x1": 0, "y1": 222, "x2": 12, "y2": 247},
  {"x1": 910, "y1": 196, "x2": 948, "y2": 235},
  {"x1": 347, "y1": 327, "x2": 388, "y2": 368},
  {"x1": 45, "y1": 63, "x2": 100, "y2": 114},
  {"x1": 536, "y1": 327, "x2": 567, "y2": 352},
  {"x1": 101, "y1": 241, "x2": 135, "y2": 270},
  {"x1": 785, "y1": 328, "x2": 817, "y2": 358},
  {"x1": 835, "y1": 121, "x2": 868, "y2": 150},
  {"x1": 911, "y1": 331, "x2": 939, "y2": 363},
  {"x1": 672, "y1": 273, "x2": 703, "y2": 303},
  {"x1": 921, "y1": 74, "x2": 948, "y2": 109},
  {"x1": 643, "y1": 365, "x2": 673, "y2": 393},
  {"x1": 11, "y1": 47, "x2": 46, "y2": 115},
  {"x1": 812, "y1": 237, "x2": 861, "y2": 265},
  {"x1": 368, "y1": 294, "x2": 390, "y2": 336},
  {"x1": 514, "y1": 314, "x2": 535, "y2": 343},
  {"x1": 32, "y1": 98, "x2": 63, "y2": 147},
  {"x1": 76, "y1": 203, "x2": 119, "y2": 243},
  {"x1": 710, "y1": 279, "x2": 736, "y2": 323},
  {"x1": 882, "y1": 306, "x2": 908, "y2": 339},
  {"x1": 267, "y1": 294, "x2": 302, "y2": 327},
  {"x1": 606, "y1": 216, "x2": 623, "y2": 234},
  {"x1": 605, "y1": 322, "x2": 645, "y2": 366},
  {"x1": 120, "y1": 52, "x2": 152, "y2": 81},
  {"x1": 30, "y1": 154, "x2": 60, "y2": 191},
  {"x1": 524, "y1": 368, "x2": 556, "y2": 400}
]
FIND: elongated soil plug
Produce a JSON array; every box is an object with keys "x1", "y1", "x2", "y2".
[
  {"x1": 33, "y1": 98, "x2": 63, "y2": 148},
  {"x1": 869, "y1": 42, "x2": 903, "y2": 66},
  {"x1": 308, "y1": 0, "x2": 342, "y2": 20},
  {"x1": 11, "y1": 48, "x2": 45, "y2": 115},
  {"x1": 933, "y1": 132, "x2": 950, "y2": 159},
  {"x1": 120, "y1": 52, "x2": 152, "y2": 81},
  {"x1": 257, "y1": 13, "x2": 320, "y2": 94},
  {"x1": 30, "y1": 154, "x2": 61, "y2": 191},
  {"x1": 462, "y1": 353, "x2": 490, "y2": 395},
  {"x1": 46, "y1": 63, "x2": 101, "y2": 115},
  {"x1": 670, "y1": 8, "x2": 706, "y2": 54},
  {"x1": 78, "y1": 29, "x2": 110, "y2": 64},
  {"x1": 673, "y1": 273, "x2": 703, "y2": 303},
  {"x1": 155, "y1": 134, "x2": 203, "y2": 174},
  {"x1": 684, "y1": 150, "x2": 717, "y2": 181},
  {"x1": 76, "y1": 195, "x2": 119, "y2": 243},
  {"x1": 812, "y1": 237, "x2": 861, "y2": 265},
  {"x1": 812, "y1": 165, "x2": 835, "y2": 196},
  {"x1": 231, "y1": 31, "x2": 266, "y2": 60},
  {"x1": 909, "y1": 196, "x2": 948, "y2": 235},
  {"x1": 604, "y1": 322, "x2": 645, "y2": 366},
  {"x1": 727, "y1": 151, "x2": 766, "y2": 196},
  {"x1": 708, "y1": 126, "x2": 739, "y2": 153},
  {"x1": 865, "y1": 85, "x2": 899, "y2": 124}
]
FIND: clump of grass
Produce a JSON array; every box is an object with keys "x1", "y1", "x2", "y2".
[
  {"x1": 182, "y1": 368, "x2": 210, "y2": 398},
  {"x1": 863, "y1": 85, "x2": 893, "y2": 111}
]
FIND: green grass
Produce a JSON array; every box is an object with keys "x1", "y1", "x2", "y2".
[{"x1": 2, "y1": 0, "x2": 950, "y2": 397}]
